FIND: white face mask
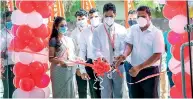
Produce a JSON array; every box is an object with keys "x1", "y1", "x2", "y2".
[
  {"x1": 76, "y1": 19, "x2": 87, "y2": 28},
  {"x1": 104, "y1": 17, "x2": 114, "y2": 26},
  {"x1": 90, "y1": 17, "x2": 100, "y2": 27},
  {"x1": 137, "y1": 17, "x2": 148, "y2": 27}
]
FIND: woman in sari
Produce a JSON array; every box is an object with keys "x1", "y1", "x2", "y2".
[{"x1": 49, "y1": 16, "x2": 77, "y2": 98}]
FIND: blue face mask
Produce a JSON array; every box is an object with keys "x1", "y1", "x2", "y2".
[
  {"x1": 5, "y1": 21, "x2": 12, "y2": 30},
  {"x1": 58, "y1": 26, "x2": 68, "y2": 35},
  {"x1": 128, "y1": 20, "x2": 137, "y2": 26}
]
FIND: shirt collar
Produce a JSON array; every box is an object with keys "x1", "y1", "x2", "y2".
[
  {"x1": 147, "y1": 23, "x2": 154, "y2": 32},
  {"x1": 104, "y1": 23, "x2": 115, "y2": 32}
]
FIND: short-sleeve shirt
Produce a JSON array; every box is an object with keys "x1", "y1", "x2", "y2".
[{"x1": 124, "y1": 24, "x2": 165, "y2": 66}]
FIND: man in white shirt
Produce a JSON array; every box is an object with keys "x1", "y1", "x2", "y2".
[
  {"x1": 92, "y1": 3, "x2": 127, "y2": 98},
  {"x1": 79, "y1": 8, "x2": 101, "y2": 98},
  {"x1": 116, "y1": 6, "x2": 165, "y2": 98},
  {"x1": 70, "y1": 9, "x2": 88, "y2": 98},
  {"x1": 0, "y1": 11, "x2": 15, "y2": 98}
]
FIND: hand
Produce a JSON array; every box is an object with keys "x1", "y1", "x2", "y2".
[
  {"x1": 81, "y1": 73, "x2": 90, "y2": 80},
  {"x1": 76, "y1": 69, "x2": 82, "y2": 76},
  {"x1": 129, "y1": 65, "x2": 142, "y2": 77},
  {"x1": 59, "y1": 61, "x2": 67, "y2": 67},
  {"x1": 114, "y1": 55, "x2": 126, "y2": 68}
]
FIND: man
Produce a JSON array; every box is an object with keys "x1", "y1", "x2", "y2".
[
  {"x1": 70, "y1": 9, "x2": 88, "y2": 98},
  {"x1": 0, "y1": 11, "x2": 15, "y2": 98},
  {"x1": 116, "y1": 6, "x2": 165, "y2": 98},
  {"x1": 79, "y1": 8, "x2": 101, "y2": 98},
  {"x1": 92, "y1": 3, "x2": 127, "y2": 98}
]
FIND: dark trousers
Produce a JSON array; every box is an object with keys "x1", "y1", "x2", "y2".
[
  {"x1": 86, "y1": 59, "x2": 101, "y2": 98},
  {"x1": 125, "y1": 63, "x2": 160, "y2": 98},
  {"x1": 76, "y1": 74, "x2": 87, "y2": 98},
  {"x1": 2, "y1": 65, "x2": 15, "y2": 98}
]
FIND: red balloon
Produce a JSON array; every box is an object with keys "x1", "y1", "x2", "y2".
[
  {"x1": 17, "y1": 25, "x2": 34, "y2": 42},
  {"x1": 171, "y1": 43, "x2": 189, "y2": 61},
  {"x1": 15, "y1": 0, "x2": 21, "y2": 9},
  {"x1": 32, "y1": 24, "x2": 49, "y2": 39},
  {"x1": 13, "y1": 77, "x2": 21, "y2": 88},
  {"x1": 10, "y1": 37, "x2": 29, "y2": 51},
  {"x1": 19, "y1": 1, "x2": 35, "y2": 13},
  {"x1": 168, "y1": 31, "x2": 188, "y2": 45},
  {"x1": 28, "y1": 38, "x2": 45, "y2": 52},
  {"x1": 43, "y1": 63, "x2": 49, "y2": 73},
  {"x1": 170, "y1": 86, "x2": 183, "y2": 98},
  {"x1": 11, "y1": 24, "x2": 19, "y2": 36},
  {"x1": 47, "y1": 0, "x2": 55, "y2": 6},
  {"x1": 35, "y1": 5, "x2": 52, "y2": 18},
  {"x1": 33, "y1": 1, "x2": 48, "y2": 7},
  {"x1": 19, "y1": 77, "x2": 35, "y2": 91},
  {"x1": 163, "y1": 4, "x2": 181, "y2": 19},
  {"x1": 29, "y1": 61, "x2": 44, "y2": 76},
  {"x1": 172, "y1": 72, "x2": 191, "y2": 91},
  {"x1": 166, "y1": 1, "x2": 186, "y2": 8},
  {"x1": 33, "y1": 74, "x2": 50, "y2": 88},
  {"x1": 13, "y1": 62, "x2": 30, "y2": 78}
]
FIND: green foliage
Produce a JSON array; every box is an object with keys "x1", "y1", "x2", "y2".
[
  {"x1": 64, "y1": 0, "x2": 81, "y2": 22},
  {"x1": 134, "y1": 0, "x2": 164, "y2": 18}
]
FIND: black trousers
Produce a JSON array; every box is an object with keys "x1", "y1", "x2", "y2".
[
  {"x1": 2, "y1": 65, "x2": 15, "y2": 98},
  {"x1": 86, "y1": 58, "x2": 101, "y2": 98},
  {"x1": 76, "y1": 74, "x2": 87, "y2": 98},
  {"x1": 128, "y1": 66, "x2": 160, "y2": 98}
]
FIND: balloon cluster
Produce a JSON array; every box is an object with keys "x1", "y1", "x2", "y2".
[
  {"x1": 10, "y1": 0, "x2": 54, "y2": 98},
  {"x1": 92, "y1": 58, "x2": 111, "y2": 77},
  {"x1": 163, "y1": 0, "x2": 192, "y2": 98}
]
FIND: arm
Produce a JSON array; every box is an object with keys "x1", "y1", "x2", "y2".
[
  {"x1": 138, "y1": 53, "x2": 161, "y2": 70},
  {"x1": 92, "y1": 28, "x2": 103, "y2": 60},
  {"x1": 78, "y1": 33, "x2": 87, "y2": 74}
]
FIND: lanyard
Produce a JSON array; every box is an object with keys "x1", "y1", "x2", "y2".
[{"x1": 103, "y1": 24, "x2": 115, "y2": 51}]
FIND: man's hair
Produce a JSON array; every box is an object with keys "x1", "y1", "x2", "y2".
[
  {"x1": 128, "y1": 10, "x2": 136, "y2": 15},
  {"x1": 89, "y1": 8, "x2": 98, "y2": 14},
  {"x1": 75, "y1": 8, "x2": 88, "y2": 17},
  {"x1": 2, "y1": 11, "x2": 12, "y2": 19},
  {"x1": 103, "y1": 3, "x2": 116, "y2": 14},
  {"x1": 137, "y1": 6, "x2": 151, "y2": 16}
]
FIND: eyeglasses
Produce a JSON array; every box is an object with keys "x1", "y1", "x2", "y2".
[{"x1": 60, "y1": 24, "x2": 67, "y2": 27}]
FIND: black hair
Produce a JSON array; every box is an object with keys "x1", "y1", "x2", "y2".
[
  {"x1": 49, "y1": 16, "x2": 65, "y2": 49},
  {"x1": 89, "y1": 8, "x2": 98, "y2": 14},
  {"x1": 2, "y1": 11, "x2": 12, "y2": 19},
  {"x1": 103, "y1": 3, "x2": 116, "y2": 14},
  {"x1": 137, "y1": 6, "x2": 151, "y2": 16},
  {"x1": 128, "y1": 10, "x2": 136, "y2": 15},
  {"x1": 75, "y1": 8, "x2": 88, "y2": 18}
]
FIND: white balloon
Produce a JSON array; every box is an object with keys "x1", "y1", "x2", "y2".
[
  {"x1": 33, "y1": 48, "x2": 48, "y2": 63},
  {"x1": 11, "y1": 10, "x2": 27, "y2": 25},
  {"x1": 42, "y1": 87, "x2": 50, "y2": 98},
  {"x1": 26, "y1": 11, "x2": 43, "y2": 28},
  {"x1": 157, "y1": 0, "x2": 166, "y2": 4},
  {"x1": 43, "y1": 18, "x2": 49, "y2": 24},
  {"x1": 11, "y1": 52, "x2": 20, "y2": 63},
  {"x1": 169, "y1": 15, "x2": 187, "y2": 34},
  {"x1": 18, "y1": 52, "x2": 34, "y2": 64},
  {"x1": 12, "y1": 88, "x2": 30, "y2": 98},
  {"x1": 29, "y1": 88, "x2": 45, "y2": 98}
]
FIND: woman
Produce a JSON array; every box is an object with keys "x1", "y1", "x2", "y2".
[{"x1": 49, "y1": 16, "x2": 77, "y2": 98}]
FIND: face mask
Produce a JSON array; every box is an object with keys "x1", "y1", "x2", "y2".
[
  {"x1": 58, "y1": 26, "x2": 68, "y2": 35},
  {"x1": 76, "y1": 19, "x2": 87, "y2": 28},
  {"x1": 104, "y1": 17, "x2": 114, "y2": 26},
  {"x1": 5, "y1": 22, "x2": 12, "y2": 30},
  {"x1": 128, "y1": 20, "x2": 137, "y2": 26},
  {"x1": 137, "y1": 17, "x2": 148, "y2": 28},
  {"x1": 90, "y1": 17, "x2": 100, "y2": 27}
]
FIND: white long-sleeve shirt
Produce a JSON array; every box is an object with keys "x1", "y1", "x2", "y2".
[{"x1": 92, "y1": 23, "x2": 127, "y2": 64}]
